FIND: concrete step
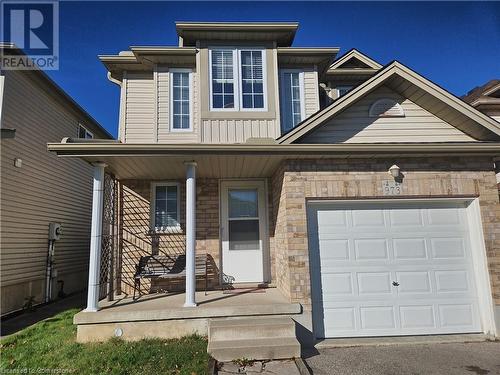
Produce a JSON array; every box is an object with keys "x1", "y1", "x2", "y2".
[
  {"x1": 209, "y1": 316, "x2": 296, "y2": 341},
  {"x1": 207, "y1": 337, "x2": 301, "y2": 362}
]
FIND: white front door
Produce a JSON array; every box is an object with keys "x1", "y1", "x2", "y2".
[
  {"x1": 221, "y1": 180, "x2": 266, "y2": 283},
  {"x1": 308, "y1": 200, "x2": 482, "y2": 338}
]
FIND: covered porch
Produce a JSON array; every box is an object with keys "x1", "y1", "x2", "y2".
[{"x1": 74, "y1": 288, "x2": 301, "y2": 342}]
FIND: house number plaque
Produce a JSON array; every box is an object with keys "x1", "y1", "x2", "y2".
[{"x1": 382, "y1": 180, "x2": 403, "y2": 196}]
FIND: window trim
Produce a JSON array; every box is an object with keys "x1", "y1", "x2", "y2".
[
  {"x1": 237, "y1": 48, "x2": 268, "y2": 112},
  {"x1": 279, "y1": 69, "x2": 306, "y2": 134},
  {"x1": 208, "y1": 47, "x2": 267, "y2": 112},
  {"x1": 150, "y1": 182, "x2": 181, "y2": 232},
  {"x1": 78, "y1": 123, "x2": 93, "y2": 139},
  {"x1": 169, "y1": 68, "x2": 193, "y2": 132}
]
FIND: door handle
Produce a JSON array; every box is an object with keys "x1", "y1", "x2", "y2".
[{"x1": 392, "y1": 281, "x2": 400, "y2": 287}]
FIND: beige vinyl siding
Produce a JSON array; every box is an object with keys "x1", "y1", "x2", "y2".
[
  {"x1": 301, "y1": 85, "x2": 476, "y2": 143},
  {"x1": 303, "y1": 68, "x2": 320, "y2": 117},
  {"x1": 201, "y1": 119, "x2": 278, "y2": 143},
  {"x1": 1, "y1": 70, "x2": 99, "y2": 314},
  {"x1": 124, "y1": 72, "x2": 155, "y2": 143},
  {"x1": 157, "y1": 67, "x2": 199, "y2": 143}
]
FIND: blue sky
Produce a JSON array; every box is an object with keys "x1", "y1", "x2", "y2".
[{"x1": 46, "y1": 1, "x2": 500, "y2": 137}]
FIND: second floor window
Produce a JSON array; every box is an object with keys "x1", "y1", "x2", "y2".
[
  {"x1": 209, "y1": 48, "x2": 266, "y2": 111},
  {"x1": 280, "y1": 70, "x2": 305, "y2": 133},
  {"x1": 337, "y1": 86, "x2": 353, "y2": 98},
  {"x1": 170, "y1": 69, "x2": 192, "y2": 131}
]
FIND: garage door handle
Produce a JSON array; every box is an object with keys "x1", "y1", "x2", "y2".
[{"x1": 392, "y1": 281, "x2": 400, "y2": 287}]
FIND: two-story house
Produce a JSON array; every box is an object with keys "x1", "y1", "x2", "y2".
[{"x1": 48, "y1": 22, "x2": 500, "y2": 359}]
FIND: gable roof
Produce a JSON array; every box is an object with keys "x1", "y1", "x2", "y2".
[
  {"x1": 279, "y1": 61, "x2": 500, "y2": 144},
  {"x1": 462, "y1": 79, "x2": 500, "y2": 104},
  {"x1": 328, "y1": 49, "x2": 382, "y2": 71}
]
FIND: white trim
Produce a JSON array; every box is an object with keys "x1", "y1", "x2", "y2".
[
  {"x1": 0, "y1": 74, "x2": 5, "y2": 127},
  {"x1": 209, "y1": 47, "x2": 267, "y2": 112},
  {"x1": 306, "y1": 197, "x2": 497, "y2": 338},
  {"x1": 150, "y1": 181, "x2": 182, "y2": 232},
  {"x1": 279, "y1": 69, "x2": 306, "y2": 133},
  {"x1": 466, "y1": 198, "x2": 497, "y2": 336},
  {"x1": 169, "y1": 68, "x2": 193, "y2": 132},
  {"x1": 78, "y1": 123, "x2": 94, "y2": 139}
]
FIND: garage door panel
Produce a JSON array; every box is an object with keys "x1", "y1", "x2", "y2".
[
  {"x1": 352, "y1": 209, "x2": 385, "y2": 227},
  {"x1": 393, "y1": 238, "x2": 428, "y2": 260},
  {"x1": 396, "y1": 271, "x2": 432, "y2": 294},
  {"x1": 389, "y1": 209, "x2": 425, "y2": 226},
  {"x1": 354, "y1": 239, "x2": 389, "y2": 260},
  {"x1": 309, "y1": 201, "x2": 482, "y2": 338},
  {"x1": 400, "y1": 305, "x2": 436, "y2": 329},
  {"x1": 431, "y1": 238, "x2": 466, "y2": 259},
  {"x1": 357, "y1": 272, "x2": 392, "y2": 294}
]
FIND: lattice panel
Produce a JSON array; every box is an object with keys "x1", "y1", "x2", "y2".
[{"x1": 99, "y1": 173, "x2": 117, "y2": 300}]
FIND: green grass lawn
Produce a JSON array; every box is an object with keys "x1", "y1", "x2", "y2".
[{"x1": 0, "y1": 308, "x2": 210, "y2": 375}]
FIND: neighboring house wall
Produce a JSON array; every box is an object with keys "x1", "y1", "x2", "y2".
[
  {"x1": 270, "y1": 157, "x2": 500, "y2": 310},
  {"x1": 301, "y1": 86, "x2": 477, "y2": 143},
  {"x1": 0, "y1": 70, "x2": 107, "y2": 315}
]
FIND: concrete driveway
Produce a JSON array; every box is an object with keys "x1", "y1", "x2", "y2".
[{"x1": 304, "y1": 341, "x2": 500, "y2": 375}]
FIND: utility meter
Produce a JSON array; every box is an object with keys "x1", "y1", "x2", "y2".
[{"x1": 49, "y1": 223, "x2": 62, "y2": 241}]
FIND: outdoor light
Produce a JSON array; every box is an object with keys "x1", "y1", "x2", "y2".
[{"x1": 388, "y1": 164, "x2": 400, "y2": 179}]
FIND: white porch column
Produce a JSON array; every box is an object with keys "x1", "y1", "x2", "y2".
[
  {"x1": 85, "y1": 162, "x2": 106, "y2": 312},
  {"x1": 184, "y1": 161, "x2": 197, "y2": 307}
]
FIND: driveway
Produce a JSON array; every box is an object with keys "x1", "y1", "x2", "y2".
[{"x1": 304, "y1": 341, "x2": 500, "y2": 375}]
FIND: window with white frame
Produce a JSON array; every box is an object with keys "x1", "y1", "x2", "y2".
[
  {"x1": 151, "y1": 183, "x2": 180, "y2": 230},
  {"x1": 78, "y1": 124, "x2": 93, "y2": 139},
  {"x1": 210, "y1": 48, "x2": 266, "y2": 111},
  {"x1": 170, "y1": 69, "x2": 192, "y2": 131},
  {"x1": 279, "y1": 70, "x2": 305, "y2": 133},
  {"x1": 336, "y1": 86, "x2": 353, "y2": 98}
]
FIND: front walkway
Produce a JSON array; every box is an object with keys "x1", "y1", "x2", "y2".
[{"x1": 304, "y1": 341, "x2": 500, "y2": 375}]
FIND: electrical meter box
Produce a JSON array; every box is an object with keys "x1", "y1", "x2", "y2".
[{"x1": 49, "y1": 223, "x2": 62, "y2": 241}]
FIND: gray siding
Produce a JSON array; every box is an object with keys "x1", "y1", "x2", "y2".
[
  {"x1": 0, "y1": 70, "x2": 99, "y2": 314},
  {"x1": 301, "y1": 86, "x2": 476, "y2": 143}
]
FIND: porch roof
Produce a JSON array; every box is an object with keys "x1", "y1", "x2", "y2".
[{"x1": 47, "y1": 141, "x2": 500, "y2": 180}]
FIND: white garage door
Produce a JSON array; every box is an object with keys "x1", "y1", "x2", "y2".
[{"x1": 308, "y1": 200, "x2": 482, "y2": 338}]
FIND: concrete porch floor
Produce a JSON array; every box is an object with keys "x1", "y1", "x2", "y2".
[{"x1": 74, "y1": 288, "x2": 302, "y2": 342}]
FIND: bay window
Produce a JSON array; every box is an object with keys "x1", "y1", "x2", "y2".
[{"x1": 209, "y1": 48, "x2": 266, "y2": 111}]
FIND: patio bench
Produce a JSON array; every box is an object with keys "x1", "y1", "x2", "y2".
[{"x1": 133, "y1": 254, "x2": 208, "y2": 299}]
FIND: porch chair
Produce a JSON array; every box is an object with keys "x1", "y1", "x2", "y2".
[{"x1": 133, "y1": 254, "x2": 209, "y2": 299}]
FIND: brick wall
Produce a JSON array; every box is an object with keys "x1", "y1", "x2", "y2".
[
  {"x1": 271, "y1": 157, "x2": 500, "y2": 310},
  {"x1": 118, "y1": 178, "x2": 220, "y2": 295}
]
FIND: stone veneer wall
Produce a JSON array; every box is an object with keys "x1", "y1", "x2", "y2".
[{"x1": 271, "y1": 157, "x2": 500, "y2": 311}]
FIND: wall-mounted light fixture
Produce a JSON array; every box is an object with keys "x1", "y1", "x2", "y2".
[
  {"x1": 388, "y1": 164, "x2": 400, "y2": 179},
  {"x1": 14, "y1": 158, "x2": 22, "y2": 168}
]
